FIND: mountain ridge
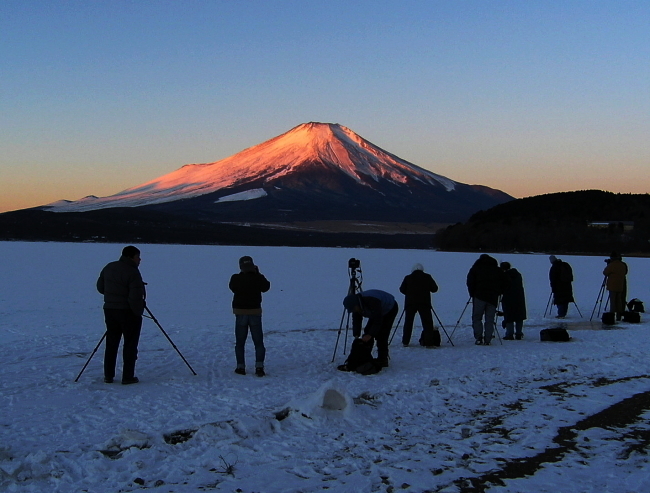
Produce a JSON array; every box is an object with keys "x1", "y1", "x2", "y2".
[
  {"x1": 42, "y1": 122, "x2": 508, "y2": 219},
  {"x1": 1, "y1": 122, "x2": 514, "y2": 247}
]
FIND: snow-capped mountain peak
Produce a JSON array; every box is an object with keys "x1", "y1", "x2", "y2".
[{"x1": 45, "y1": 122, "x2": 457, "y2": 212}]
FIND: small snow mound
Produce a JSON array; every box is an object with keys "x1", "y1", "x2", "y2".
[
  {"x1": 282, "y1": 381, "x2": 354, "y2": 419},
  {"x1": 322, "y1": 388, "x2": 348, "y2": 410},
  {"x1": 102, "y1": 429, "x2": 152, "y2": 453}
]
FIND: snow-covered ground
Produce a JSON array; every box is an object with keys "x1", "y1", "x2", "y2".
[{"x1": 1, "y1": 241, "x2": 650, "y2": 493}]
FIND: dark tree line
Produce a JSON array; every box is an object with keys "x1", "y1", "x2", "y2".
[{"x1": 435, "y1": 190, "x2": 650, "y2": 255}]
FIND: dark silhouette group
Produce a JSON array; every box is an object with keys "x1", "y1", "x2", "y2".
[{"x1": 96, "y1": 247, "x2": 631, "y2": 381}]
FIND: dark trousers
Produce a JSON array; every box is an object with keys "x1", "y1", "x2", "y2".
[
  {"x1": 375, "y1": 302, "x2": 399, "y2": 362},
  {"x1": 402, "y1": 305, "x2": 434, "y2": 345},
  {"x1": 104, "y1": 308, "x2": 142, "y2": 380}
]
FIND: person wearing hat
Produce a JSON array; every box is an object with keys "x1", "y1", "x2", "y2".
[
  {"x1": 549, "y1": 255, "x2": 574, "y2": 318},
  {"x1": 603, "y1": 252, "x2": 628, "y2": 321},
  {"x1": 229, "y1": 256, "x2": 271, "y2": 376},
  {"x1": 342, "y1": 289, "x2": 398, "y2": 368}
]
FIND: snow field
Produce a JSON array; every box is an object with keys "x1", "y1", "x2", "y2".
[{"x1": 1, "y1": 242, "x2": 650, "y2": 492}]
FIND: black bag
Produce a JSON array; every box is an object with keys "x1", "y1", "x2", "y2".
[
  {"x1": 337, "y1": 339, "x2": 381, "y2": 375},
  {"x1": 602, "y1": 312, "x2": 616, "y2": 325},
  {"x1": 623, "y1": 311, "x2": 641, "y2": 323},
  {"x1": 419, "y1": 329, "x2": 441, "y2": 347},
  {"x1": 627, "y1": 298, "x2": 645, "y2": 313},
  {"x1": 540, "y1": 327, "x2": 571, "y2": 342}
]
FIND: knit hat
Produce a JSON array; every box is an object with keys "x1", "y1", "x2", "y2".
[
  {"x1": 549, "y1": 255, "x2": 558, "y2": 264},
  {"x1": 609, "y1": 251, "x2": 622, "y2": 260},
  {"x1": 343, "y1": 294, "x2": 363, "y2": 313},
  {"x1": 239, "y1": 256, "x2": 255, "y2": 272},
  {"x1": 412, "y1": 263, "x2": 424, "y2": 272}
]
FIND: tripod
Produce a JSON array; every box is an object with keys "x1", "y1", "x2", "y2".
[
  {"x1": 75, "y1": 304, "x2": 197, "y2": 382},
  {"x1": 543, "y1": 292, "x2": 553, "y2": 318},
  {"x1": 449, "y1": 297, "x2": 472, "y2": 342},
  {"x1": 389, "y1": 306, "x2": 454, "y2": 347},
  {"x1": 545, "y1": 291, "x2": 584, "y2": 319},
  {"x1": 590, "y1": 276, "x2": 609, "y2": 321},
  {"x1": 331, "y1": 259, "x2": 363, "y2": 362},
  {"x1": 449, "y1": 297, "x2": 502, "y2": 345}
]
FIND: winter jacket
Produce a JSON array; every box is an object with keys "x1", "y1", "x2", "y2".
[
  {"x1": 399, "y1": 270, "x2": 438, "y2": 308},
  {"x1": 466, "y1": 254, "x2": 507, "y2": 306},
  {"x1": 96, "y1": 255, "x2": 145, "y2": 316},
  {"x1": 229, "y1": 269, "x2": 271, "y2": 314},
  {"x1": 344, "y1": 290, "x2": 396, "y2": 338},
  {"x1": 603, "y1": 259, "x2": 628, "y2": 292},
  {"x1": 549, "y1": 260, "x2": 574, "y2": 304},
  {"x1": 501, "y1": 268, "x2": 527, "y2": 322}
]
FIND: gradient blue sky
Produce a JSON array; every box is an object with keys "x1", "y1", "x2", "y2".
[{"x1": 2, "y1": 1, "x2": 649, "y2": 212}]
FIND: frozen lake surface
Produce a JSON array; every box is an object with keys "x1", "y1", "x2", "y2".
[{"x1": 1, "y1": 241, "x2": 650, "y2": 492}]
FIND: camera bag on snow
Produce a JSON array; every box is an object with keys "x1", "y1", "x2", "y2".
[
  {"x1": 337, "y1": 338, "x2": 382, "y2": 375},
  {"x1": 602, "y1": 312, "x2": 616, "y2": 325},
  {"x1": 419, "y1": 329, "x2": 441, "y2": 347},
  {"x1": 623, "y1": 311, "x2": 641, "y2": 323},
  {"x1": 540, "y1": 327, "x2": 571, "y2": 342},
  {"x1": 627, "y1": 298, "x2": 644, "y2": 313}
]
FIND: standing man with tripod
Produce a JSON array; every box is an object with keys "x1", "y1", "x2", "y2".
[
  {"x1": 603, "y1": 252, "x2": 628, "y2": 321},
  {"x1": 399, "y1": 263, "x2": 439, "y2": 347},
  {"x1": 96, "y1": 245, "x2": 145, "y2": 385},
  {"x1": 549, "y1": 255, "x2": 574, "y2": 318},
  {"x1": 467, "y1": 254, "x2": 507, "y2": 345}
]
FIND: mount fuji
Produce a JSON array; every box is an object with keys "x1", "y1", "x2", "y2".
[
  {"x1": 42, "y1": 122, "x2": 511, "y2": 224},
  {"x1": 2, "y1": 123, "x2": 512, "y2": 247}
]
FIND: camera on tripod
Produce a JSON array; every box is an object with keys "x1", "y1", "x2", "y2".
[{"x1": 348, "y1": 258, "x2": 360, "y2": 270}]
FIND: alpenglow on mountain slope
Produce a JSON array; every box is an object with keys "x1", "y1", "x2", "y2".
[{"x1": 43, "y1": 122, "x2": 512, "y2": 223}]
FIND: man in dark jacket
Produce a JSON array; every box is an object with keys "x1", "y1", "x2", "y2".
[
  {"x1": 343, "y1": 289, "x2": 398, "y2": 368},
  {"x1": 603, "y1": 251, "x2": 628, "y2": 320},
  {"x1": 549, "y1": 255, "x2": 574, "y2": 318},
  {"x1": 229, "y1": 256, "x2": 271, "y2": 377},
  {"x1": 466, "y1": 254, "x2": 507, "y2": 345},
  {"x1": 500, "y1": 262, "x2": 527, "y2": 340},
  {"x1": 97, "y1": 245, "x2": 145, "y2": 384},
  {"x1": 399, "y1": 263, "x2": 439, "y2": 347}
]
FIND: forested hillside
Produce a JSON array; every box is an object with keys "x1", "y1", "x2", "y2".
[{"x1": 435, "y1": 190, "x2": 650, "y2": 255}]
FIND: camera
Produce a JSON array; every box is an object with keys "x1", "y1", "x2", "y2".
[{"x1": 348, "y1": 258, "x2": 360, "y2": 270}]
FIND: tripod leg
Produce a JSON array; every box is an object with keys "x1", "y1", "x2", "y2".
[
  {"x1": 449, "y1": 297, "x2": 471, "y2": 341},
  {"x1": 573, "y1": 301, "x2": 584, "y2": 318},
  {"x1": 145, "y1": 306, "x2": 197, "y2": 376},
  {"x1": 493, "y1": 298, "x2": 503, "y2": 345},
  {"x1": 332, "y1": 307, "x2": 348, "y2": 362},
  {"x1": 431, "y1": 308, "x2": 454, "y2": 347},
  {"x1": 388, "y1": 308, "x2": 405, "y2": 346},
  {"x1": 590, "y1": 279, "x2": 606, "y2": 321},
  {"x1": 75, "y1": 332, "x2": 106, "y2": 382},
  {"x1": 544, "y1": 292, "x2": 552, "y2": 318}
]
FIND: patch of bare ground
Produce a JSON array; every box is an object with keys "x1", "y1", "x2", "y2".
[{"x1": 444, "y1": 376, "x2": 650, "y2": 492}]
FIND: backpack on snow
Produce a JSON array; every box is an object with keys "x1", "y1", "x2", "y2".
[
  {"x1": 623, "y1": 311, "x2": 641, "y2": 323},
  {"x1": 419, "y1": 329, "x2": 441, "y2": 347},
  {"x1": 627, "y1": 298, "x2": 645, "y2": 313},
  {"x1": 337, "y1": 338, "x2": 382, "y2": 375},
  {"x1": 540, "y1": 327, "x2": 571, "y2": 342}
]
